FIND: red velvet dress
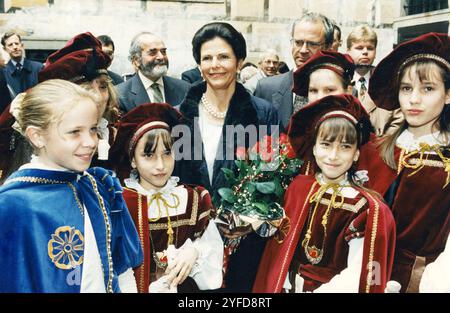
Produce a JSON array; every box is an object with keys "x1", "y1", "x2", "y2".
[
  {"x1": 358, "y1": 136, "x2": 450, "y2": 292},
  {"x1": 253, "y1": 174, "x2": 396, "y2": 293},
  {"x1": 123, "y1": 183, "x2": 214, "y2": 293}
]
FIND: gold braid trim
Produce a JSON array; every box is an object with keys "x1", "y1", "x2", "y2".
[
  {"x1": 5, "y1": 176, "x2": 84, "y2": 216},
  {"x1": 318, "y1": 196, "x2": 367, "y2": 213},
  {"x1": 148, "y1": 192, "x2": 181, "y2": 246},
  {"x1": 149, "y1": 190, "x2": 199, "y2": 230},
  {"x1": 137, "y1": 194, "x2": 146, "y2": 293},
  {"x1": 400, "y1": 143, "x2": 450, "y2": 188},
  {"x1": 363, "y1": 192, "x2": 379, "y2": 293},
  {"x1": 86, "y1": 173, "x2": 114, "y2": 293},
  {"x1": 275, "y1": 181, "x2": 318, "y2": 292},
  {"x1": 198, "y1": 209, "x2": 211, "y2": 221}
]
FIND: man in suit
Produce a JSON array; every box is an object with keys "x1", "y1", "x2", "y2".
[
  {"x1": 97, "y1": 34, "x2": 124, "y2": 86},
  {"x1": 347, "y1": 24, "x2": 403, "y2": 136},
  {"x1": 1, "y1": 32, "x2": 43, "y2": 98},
  {"x1": 254, "y1": 13, "x2": 334, "y2": 129},
  {"x1": 244, "y1": 48, "x2": 280, "y2": 94},
  {"x1": 0, "y1": 52, "x2": 11, "y2": 114},
  {"x1": 117, "y1": 32, "x2": 190, "y2": 112}
]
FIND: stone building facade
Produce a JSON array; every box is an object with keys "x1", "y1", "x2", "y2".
[{"x1": 0, "y1": 0, "x2": 448, "y2": 78}]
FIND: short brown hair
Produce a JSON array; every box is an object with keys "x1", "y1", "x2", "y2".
[{"x1": 1, "y1": 31, "x2": 22, "y2": 47}]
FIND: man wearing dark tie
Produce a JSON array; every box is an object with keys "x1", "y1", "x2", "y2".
[
  {"x1": 254, "y1": 13, "x2": 334, "y2": 129},
  {"x1": 347, "y1": 24, "x2": 403, "y2": 136},
  {"x1": 117, "y1": 31, "x2": 190, "y2": 112},
  {"x1": 1, "y1": 31, "x2": 43, "y2": 97}
]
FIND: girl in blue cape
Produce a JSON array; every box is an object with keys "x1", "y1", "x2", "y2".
[{"x1": 0, "y1": 79, "x2": 143, "y2": 292}]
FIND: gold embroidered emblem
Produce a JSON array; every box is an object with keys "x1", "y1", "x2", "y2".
[{"x1": 48, "y1": 226, "x2": 84, "y2": 270}]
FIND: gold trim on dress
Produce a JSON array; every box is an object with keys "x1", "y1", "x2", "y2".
[
  {"x1": 398, "y1": 144, "x2": 450, "y2": 188},
  {"x1": 318, "y1": 197, "x2": 367, "y2": 213},
  {"x1": 149, "y1": 190, "x2": 199, "y2": 230},
  {"x1": 137, "y1": 193, "x2": 146, "y2": 293},
  {"x1": 198, "y1": 209, "x2": 211, "y2": 221},
  {"x1": 364, "y1": 192, "x2": 380, "y2": 293},
  {"x1": 86, "y1": 173, "x2": 114, "y2": 293},
  {"x1": 275, "y1": 181, "x2": 318, "y2": 292},
  {"x1": 5, "y1": 176, "x2": 84, "y2": 216}
]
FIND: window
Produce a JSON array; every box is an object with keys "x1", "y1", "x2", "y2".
[{"x1": 404, "y1": 0, "x2": 448, "y2": 15}]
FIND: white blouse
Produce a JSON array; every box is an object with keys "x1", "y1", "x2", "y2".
[{"x1": 198, "y1": 105, "x2": 224, "y2": 185}]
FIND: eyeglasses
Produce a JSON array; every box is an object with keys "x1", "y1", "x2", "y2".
[{"x1": 290, "y1": 38, "x2": 324, "y2": 50}]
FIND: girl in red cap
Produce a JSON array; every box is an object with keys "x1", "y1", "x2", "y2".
[
  {"x1": 0, "y1": 79, "x2": 143, "y2": 292},
  {"x1": 110, "y1": 103, "x2": 223, "y2": 293},
  {"x1": 360, "y1": 32, "x2": 450, "y2": 292},
  {"x1": 254, "y1": 94, "x2": 395, "y2": 293},
  {"x1": 292, "y1": 50, "x2": 355, "y2": 175}
]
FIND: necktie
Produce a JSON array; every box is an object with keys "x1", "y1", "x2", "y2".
[
  {"x1": 15, "y1": 62, "x2": 22, "y2": 75},
  {"x1": 359, "y1": 77, "x2": 367, "y2": 98},
  {"x1": 151, "y1": 83, "x2": 164, "y2": 103}
]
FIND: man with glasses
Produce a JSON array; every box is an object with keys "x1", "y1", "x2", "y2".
[
  {"x1": 117, "y1": 31, "x2": 190, "y2": 113},
  {"x1": 254, "y1": 13, "x2": 334, "y2": 128}
]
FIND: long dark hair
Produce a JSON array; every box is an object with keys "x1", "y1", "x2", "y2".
[{"x1": 379, "y1": 60, "x2": 450, "y2": 169}]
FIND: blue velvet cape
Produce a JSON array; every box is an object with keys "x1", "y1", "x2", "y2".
[{"x1": 0, "y1": 167, "x2": 143, "y2": 292}]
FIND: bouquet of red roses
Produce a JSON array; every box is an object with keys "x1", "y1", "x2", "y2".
[{"x1": 217, "y1": 133, "x2": 303, "y2": 251}]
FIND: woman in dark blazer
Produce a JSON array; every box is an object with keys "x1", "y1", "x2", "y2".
[{"x1": 176, "y1": 22, "x2": 279, "y2": 292}]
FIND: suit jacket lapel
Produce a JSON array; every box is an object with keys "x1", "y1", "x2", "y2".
[
  {"x1": 162, "y1": 76, "x2": 176, "y2": 105},
  {"x1": 273, "y1": 71, "x2": 294, "y2": 127},
  {"x1": 131, "y1": 75, "x2": 150, "y2": 107}
]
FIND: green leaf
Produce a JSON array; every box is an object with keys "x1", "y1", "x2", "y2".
[
  {"x1": 255, "y1": 181, "x2": 275, "y2": 194},
  {"x1": 218, "y1": 188, "x2": 236, "y2": 204},
  {"x1": 253, "y1": 202, "x2": 269, "y2": 214},
  {"x1": 246, "y1": 182, "x2": 256, "y2": 193},
  {"x1": 221, "y1": 168, "x2": 235, "y2": 180},
  {"x1": 273, "y1": 178, "x2": 284, "y2": 198}
]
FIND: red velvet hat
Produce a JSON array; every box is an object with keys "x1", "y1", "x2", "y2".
[
  {"x1": 293, "y1": 50, "x2": 355, "y2": 97},
  {"x1": 38, "y1": 32, "x2": 111, "y2": 83},
  {"x1": 287, "y1": 94, "x2": 372, "y2": 158},
  {"x1": 369, "y1": 32, "x2": 450, "y2": 110},
  {"x1": 110, "y1": 103, "x2": 184, "y2": 173}
]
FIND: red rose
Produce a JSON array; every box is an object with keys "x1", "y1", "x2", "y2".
[
  {"x1": 279, "y1": 133, "x2": 289, "y2": 145},
  {"x1": 236, "y1": 146, "x2": 247, "y2": 160}
]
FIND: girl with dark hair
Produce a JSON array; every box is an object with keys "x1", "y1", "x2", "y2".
[
  {"x1": 110, "y1": 103, "x2": 223, "y2": 293},
  {"x1": 254, "y1": 94, "x2": 395, "y2": 293},
  {"x1": 359, "y1": 32, "x2": 450, "y2": 292}
]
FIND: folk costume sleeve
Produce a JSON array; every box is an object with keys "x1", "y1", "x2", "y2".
[{"x1": 187, "y1": 186, "x2": 224, "y2": 290}]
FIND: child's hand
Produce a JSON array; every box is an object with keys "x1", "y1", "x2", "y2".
[{"x1": 165, "y1": 246, "x2": 199, "y2": 287}]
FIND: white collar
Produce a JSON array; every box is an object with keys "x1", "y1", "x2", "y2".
[
  {"x1": 19, "y1": 156, "x2": 87, "y2": 180},
  {"x1": 11, "y1": 57, "x2": 25, "y2": 67},
  {"x1": 353, "y1": 70, "x2": 371, "y2": 83},
  {"x1": 316, "y1": 173, "x2": 359, "y2": 199},
  {"x1": 124, "y1": 176, "x2": 180, "y2": 197},
  {"x1": 138, "y1": 71, "x2": 164, "y2": 90},
  {"x1": 396, "y1": 129, "x2": 449, "y2": 152}
]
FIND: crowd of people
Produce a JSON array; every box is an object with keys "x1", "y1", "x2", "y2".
[{"x1": 0, "y1": 11, "x2": 448, "y2": 293}]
